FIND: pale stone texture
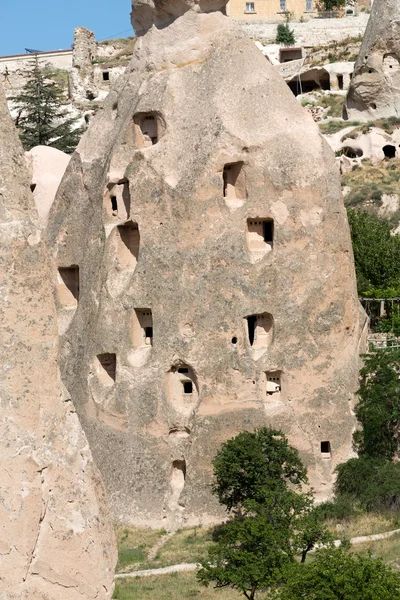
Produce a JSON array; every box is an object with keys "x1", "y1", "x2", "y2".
[
  {"x1": 344, "y1": 0, "x2": 400, "y2": 120},
  {"x1": 25, "y1": 145, "x2": 70, "y2": 227},
  {"x1": 0, "y1": 86, "x2": 116, "y2": 599},
  {"x1": 47, "y1": 2, "x2": 366, "y2": 528}
]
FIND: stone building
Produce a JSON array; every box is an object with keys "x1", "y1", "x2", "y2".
[
  {"x1": 0, "y1": 84, "x2": 116, "y2": 599},
  {"x1": 46, "y1": 0, "x2": 366, "y2": 528},
  {"x1": 227, "y1": 0, "x2": 371, "y2": 23}
]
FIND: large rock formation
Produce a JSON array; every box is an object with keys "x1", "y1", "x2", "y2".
[
  {"x1": 0, "y1": 86, "x2": 116, "y2": 598},
  {"x1": 25, "y1": 145, "x2": 71, "y2": 227},
  {"x1": 344, "y1": 0, "x2": 400, "y2": 121},
  {"x1": 46, "y1": 0, "x2": 366, "y2": 528}
]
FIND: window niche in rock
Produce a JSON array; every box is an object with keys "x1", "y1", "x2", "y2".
[
  {"x1": 321, "y1": 441, "x2": 332, "y2": 459},
  {"x1": 96, "y1": 353, "x2": 116, "y2": 386},
  {"x1": 383, "y1": 53, "x2": 400, "y2": 77},
  {"x1": 245, "y1": 312, "x2": 274, "y2": 351},
  {"x1": 57, "y1": 266, "x2": 79, "y2": 307},
  {"x1": 133, "y1": 112, "x2": 164, "y2": 148},
  {"x1": 104, "y1": 180, "x2": 130, "y2": 221},
  {"x1": 246, "y1": 218, "x2": 274, "y2": 261},
  {"x1": 223, "y1": 162, "x2": 246, "y2": 207},
  {"x1": 166, "y1": 363, "x2": 199, "y2": 416},
  {"x1": 115, "y1": 221, "x2": 140, "y2": 269},
  {"x1": 131, "y1": 309, "x2": 153, "y2": 347},
  {"x1": 168, "y1": 459, "x2": 187, "y2": 512},
  {"x1": 264, "y1": 370, "x2": 282, "y2": 402}
]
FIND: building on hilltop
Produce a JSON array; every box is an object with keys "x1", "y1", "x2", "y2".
[{"x1": 46, "y1": 0, "x2": 366, "y2": 528}]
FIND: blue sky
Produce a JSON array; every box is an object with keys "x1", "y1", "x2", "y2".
[{"x1": 1, "y1": 0, "x2": 134, "y2": 56}]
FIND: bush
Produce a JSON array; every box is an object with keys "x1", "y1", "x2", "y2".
[
  {"x1": 335, "y1": 457, "x2": 400, "y2": 511},
  {"x1": 277, "y1": 546, "x2": 400, "y2": 600},
  {"x1": 276, "y1": 23, "x2": 295, "y2": 46}
]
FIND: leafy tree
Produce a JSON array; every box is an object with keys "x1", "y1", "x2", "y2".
[
  {"x1": 319, "y1": 0, "x2": 346, "y2": 10},
  {"x1": 11, "y1": 56, "x2": 83, "y2": 153},
  {"x1": 333, "y1": 349, "x2": 400, "y2": 512},
  {"x1": 277, "y1": 546, "x2": 400, "y2": 600},
  {"x1": 335, "y1": 456, "x2": 400, "y2": 511},
  {"x1": 276, "y1": 23, "x2": 296, "y2": 46},
  {"x1": 353, "y1": 349, "x2": 400, "y2": 459},
  {"x1": 197, "y1": 502, "x2": 292, "y2": 600},
  {"x1": 211, "y1": 427, "x2": 307, "y2": 512},
  {"x1": 198, "y1": 429, "x2": 331, "y2": 599},
  {"x1": 347, "y1": 209, "x2": 400, "y2": 296}
]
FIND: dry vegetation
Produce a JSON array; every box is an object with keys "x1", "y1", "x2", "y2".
[
  {"x1": 115, "y1": 525, "x2": 214, "y2": 574},
  {"x1": 113, "y1": 514, "x2": 400, "y2": 599},
  {"x1": 113, "y1": 571, "x2": 243, "y2": 600}
]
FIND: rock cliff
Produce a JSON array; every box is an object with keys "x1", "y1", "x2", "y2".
[
  {"x1": 0, "y1": 85, "x2": 116, "y2": 599},
  {"x1": 344, "y1": 0, "x2": 400, "y2": 121},
  {"x1": 47, "y1": 0, "x2": 366, "y2": 528}
]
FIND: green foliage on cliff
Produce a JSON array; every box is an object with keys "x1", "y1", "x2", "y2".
[{"x1": 11, "y1": 56, "x2": 83, "y2": 153}]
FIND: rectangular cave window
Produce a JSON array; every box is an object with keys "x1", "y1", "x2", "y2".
[
  {"x1": 246, "y1": 312, "x2": 274, "y2": 349},
  {"x1": 132, "y1": 309, "x2": 153, "y2": 347},
  {"x1": 321, "y1": 441, "x2": 331, "y2": 458},
  {"x1": 97, "y1": 353, "x2": 116, "y2": 385},
  {"x1": 103, "y1": 71, "x2": 110, "y2": 82},
  {"x1": 133, "y1": 112, "x2": 162, "y2": 148},
  {"x1": 245, "y1": 2, "x2": 255, "y2": 11},
  {"x1": 246, "y1": 218, "x2": 274, "y2": 256},
  {"x1": 178, "y1": 368, "x2": 189, "y2": 374},
  {"x1": 266, "y1": 371, "x2": 281, "y2": 396},
  {"x1": 110, "y1": 195, "x2": 118, "y2": 212},
  {"x1": 183, "y1": 381, "x2": 193, "y2": 395},
  {"x1": 57, "y1": 266, "x2": 79, "y2": 307},
  {"x1": 223, "y1": 162, "x2": 246, "y2": 201},
  {"x1": 105, "y1": 180, "x2": 130, "y2": 220},
  {"x1": 280, "y1": 0, "x2": 286, "y2": 10},
  {"x1": 337, "y1": 74, "x2": 344, "y2": 90},
  {"x1": 116, "y1": 222, "x2": 140, "y2": 269}
]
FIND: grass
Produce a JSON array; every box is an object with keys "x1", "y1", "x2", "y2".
[
  {"x1": 113, "y1": 571, "x2": 243, "y2": 600},
  {"x1": 342, "y1": 158, "x2": 400, "y2": 211},
  {"x1": 115, "y1": 525, "x2": 214, "y2": 574},
  {"x1": 355, "y1": 531, "x2": 400, "y2": 570},
  {"x1": 326, "y1": 511, "x2": 400, "y2": 539},
  {"x1": 115, "y1": 525, "x2": 165, "y2": 572},
  {"x1": 112, "y1": 515, "x2": 400, "y2": 599},
  {"x1": 319, "y1": 120, "x2": 361, "y2": 134}
]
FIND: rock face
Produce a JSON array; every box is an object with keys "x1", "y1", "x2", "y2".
[
  {"x1": 69, "y1": 27, "x2": 98, "y2": 102},
  {"x1": 47, "y1": 0, "x2": 366, "y2": 528},
  {"x1": 344, "y1": 0, "x2": 400, "y2": 121},
  {"x1": 0, "y1": 86, "x2": 116, "y2": 598},
  {"x1": 25, "y1": 145, "x2": 71, "y2": 227}
]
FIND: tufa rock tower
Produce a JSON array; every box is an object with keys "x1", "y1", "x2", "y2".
[
  {"x1": 46, "y1": 0, "x2": 366, "y2": 527},
  {"x1": 344, "y1": 0, "x2": 400, "y2": 121},
  {"x1": 0, "y1": 85, "x2": 116, "y2": 599}
]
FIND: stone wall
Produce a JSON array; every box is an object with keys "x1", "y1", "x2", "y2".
[{"x1": 240, "y1": 13, "x2": 370, "y2": 44}]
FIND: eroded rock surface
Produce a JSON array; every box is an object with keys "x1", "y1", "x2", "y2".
[
  {"x1": 0, "y1": 85, "x2": 116, "y2": 599},
  {"x1": 344, "y1": 0, "x2": 400, "y2": 121},
  {"x1": 25, "y1": 145, "x2": 70, "y2": 227},
  {"x1": 47, "y1": 0, "x2": 366, "y2": 528}
]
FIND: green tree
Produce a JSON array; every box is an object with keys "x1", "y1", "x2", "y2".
[
  {"x1": 277, "y1": 546, "x2": 400, "y2": 600},
  {"x1": 11, "y1": 56, "x2": 83, "y2": 153},
  {"x1": 353, "y1": 349, "x2": 400, "y2": 459},
  {"x1": 320, "y1": 0, "x2": 346, "y2": 10},
  {"x1": 198, "y1": 429, "x2": 331, "y2": 599},
  {"x1": 335, "y1": 456, "x2": 400, "y2": 511},
  {"x1": 276, "y1": 23, "x2": 296, "y2": 46},
  {"x1": 211, "y1": 427, "x2": 307, "y2": 513},
  {"x1": 333, "y1": 349, "x2": 400, "y2": 512},
  {"x1": 347, "y1": 209, "x2": 400, "y2": 295}
]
